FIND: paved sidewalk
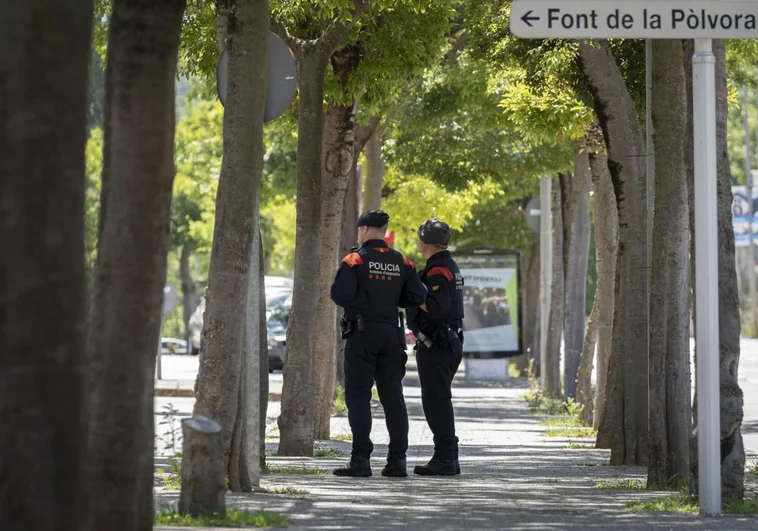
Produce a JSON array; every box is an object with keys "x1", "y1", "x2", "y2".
[{"x1": 156, "y1": 358, "x2": 758, "y2": 530}]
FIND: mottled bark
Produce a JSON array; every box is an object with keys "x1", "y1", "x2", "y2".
[
  {"x1": 180, "y1": 243, "x2": 198, "y2": 340},
  {"x1": 314, "y1": 46, "x2": 361, "y2": 440},
  {"x1": 275, "y1": 1, "x2": 368, "y2": 455},
  {"x1": 578, "y1": 40, "x2": 648, "y2": 466},
  {"x1": 85, "y1": 1, "x2": 185, "y2": 529},
  {"x1": 689, "y1": 40, "x2": 745, "y2": 502},
  {"x1": 587, "y1": 131, "x2": 617, "y2": 434},
  {"x1": 544, "y1": 178, "x2": 564, "y2": 398},
  {"x1": 258, "y1": 234, "x2": 269, "y2": 470},
  {"x1": 0, "y1": 1, "x2": 91, "y2": 529},
  {"x1": 647, "y1": 40, "x2": 691, "y2": 490},
  {"x1": 522, "y1": 238, "x2": 541, "y2": 377},
  {"x1": 577, "y1": 292, "x2": 599, "y2": 425},
  {"x1": 191, "y1": 0, "x2": 267, "y2": 493},
  {"x1": 562, "y1": 141, "x2": 592, "y2": 399},
  {"x1": 362, "y1": 131, "x2": 385, "y2": 212}
]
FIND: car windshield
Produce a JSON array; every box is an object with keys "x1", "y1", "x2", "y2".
[{"x1": 266, "y1": 293, "x2": 290, "y2": 310}]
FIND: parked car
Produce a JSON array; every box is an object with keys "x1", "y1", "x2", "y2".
[
  {"x1": 161, "y1": 337, "x2": 188, "y2": 355},
  {"x1": 188, "y1": 276, "x2": 294, "y2": 356}
]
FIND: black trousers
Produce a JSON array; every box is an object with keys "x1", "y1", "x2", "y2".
[
  {"x1": 344, "y1": 323, "x2": 409, "y2": 461},
  {"x1": 416, "y1": 334, "x2": 462, "y2": 460}
]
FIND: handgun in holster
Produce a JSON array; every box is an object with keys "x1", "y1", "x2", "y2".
[
  {"x1": 414, "y1": 329, "x2": 434, "y2": 348},
  {"x1": 340, "y1": 316, "x2": 355, "y2": 339}
]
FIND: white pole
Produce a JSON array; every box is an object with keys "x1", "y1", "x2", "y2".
[
  {"x1": 539, "y1": 174, "x2": 552, "y2": 389},
  {"x1": 692, "y1": 38, "x2": 721, "y2": 517}
]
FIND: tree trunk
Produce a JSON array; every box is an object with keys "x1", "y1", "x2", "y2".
[
  {"x1": 313, "y1": 46, "x2": 361, "y2": 440},
  {"x1": 258, "y1": 233, "x2": 269, "y2": 470},
  {"x1": 544, "y1": 177, "x2": 564, "y2": 398},
  {"x1": 0, "y1": 2, "x2": 91, "y2": 529},
  {"x1": 85, "y1": 1, "x2": 185, "y2": 529},
  {"x1": 179, "y1": 417, "x2": 225, "y2": 517},
  {"x1": 578, "y1": 40, "x2": 649, "y2": 466},
  {"x1": 562, "y1": 140, "x2": 592, "y2": 399},
  {"x1": 522, "y1": 238, "x2": 541, "y2": 377},
  {"x1": 587, "y1": 130, "x2": 618, "y2": 434},
  {"x1": 362, "y1": 131, "x2": 385, "y2": 212},
  {"x1": 180, "y1": 243, "x2": 198, "y2": 340},
  {"x1": 191, "y1": 0, "x2": 268, "y2": 493},
  {"x1": 647, "y1": 39, "x2": 691, "y2": 490},
  {"x1": 577, "y1": 292, "x2": 599, "y2": 425},
  {"x1": 277, "y1": 47, "x2": 330, "y2": 456}
]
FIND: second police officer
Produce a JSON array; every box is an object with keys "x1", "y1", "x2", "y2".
[
  {"x1": 407, "y1": 218, "x2": 465, "y2": 476},
  {"x1": 330, "y1": 210, "x2": 426, "y2": 478}
]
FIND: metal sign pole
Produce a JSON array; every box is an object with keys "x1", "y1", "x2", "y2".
[{"x1": 692, "y1": 38, "x2": 721, "y2": 517}]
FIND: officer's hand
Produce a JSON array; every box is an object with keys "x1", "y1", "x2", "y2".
[{"x1": 420, "y1": 303, "x2": 427, "y2": 312}]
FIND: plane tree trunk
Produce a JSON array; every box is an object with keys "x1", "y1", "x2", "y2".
[
  {"x1": 86, "y1": 1, "x2": 186, "y2": 528},
  {"x1": 577, "y1": 40, "x2": 649, "y2": 466},
  {"x1": 0, "y1": 1, "x2": 92, "y2": 528}
]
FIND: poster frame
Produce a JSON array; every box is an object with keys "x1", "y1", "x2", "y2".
[{"x1": 453, "y1": 247, "x2": 524, "y2": 359}]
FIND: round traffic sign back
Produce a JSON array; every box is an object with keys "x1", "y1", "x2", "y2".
[{"x1": 217, "y1": 32, "x2": 297, "y2": 122}]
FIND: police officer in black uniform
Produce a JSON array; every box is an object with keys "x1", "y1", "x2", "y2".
[
  {"x1": 330, "y1": 210, "x2": 426, "y2": 478},
  {"x1": 407, "y1": 218, "x2": 465, "y2": 476}
]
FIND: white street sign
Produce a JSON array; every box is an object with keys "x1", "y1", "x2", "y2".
[{"x1": 510, "y1": 0, "x2": 758, "y2": 39}]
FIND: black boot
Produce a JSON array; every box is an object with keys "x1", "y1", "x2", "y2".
[
  {"x1": 413, "y1": 457, "x2": 457, "y2": 476},
  {"x1": 333, "y1": 456, "x2": 372, "y2": 477},
  {"x1": 381, "y1": 457, "x2": 407, "y2": 478}
]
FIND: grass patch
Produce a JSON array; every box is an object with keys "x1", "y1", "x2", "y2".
[
  {"x1": 263, "y1": 486, "x2": 309, "y2": 495},
  {"x1": 627, "y1": 493, "x2": 758, "y2": 514},
  {"x1": 596, "y1": 479, "x2": 647, "y2": 490},
  {"x1": 626, "y1": 494, "x2": 698, "y2": 513},
  {"x1": 263, "y1": 465, "x2": 328, "y2": 476},
  {"x1": 540, "y1": 416, "x2": 588, "y2": 428},
  {"x1": 155, "y1": 507, "x2": 288, "y2": 528},
  {"x1": 564, "y1": 443, "x2": 594, "y2": 450},
  {"x1": 265, "y1": 429, "x2": 280, "y2": 440},
  {"x1": 725, "y1": 496, "x2": 758, "y2": 514},
  {"x1": 156, "y1": 453, "x2": 182, "y2": 490},
  {"x1": 332, "y1": 384, "x2": 347, "y2": 417},
  {"x1": 371, "y1": 386, "x2": 379, "y2": 401},
  {"x1": 545, "y1": 427, "x2": 597, "y2": 438},
  {"x1": 332, "y1": 433, "x2": 353, "y2": 442},
  {"x1": 313, "y1": 446, "x2": 343, "y2": 458},
  {"x1": 746, "y1": 460, "x2": 758, "y2": 479}
]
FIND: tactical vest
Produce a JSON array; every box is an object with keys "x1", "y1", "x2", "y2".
[
  {"x1": 343, "y1": 242, "x2": 413, "y2": 323},
  {"x1": 419, "y1": 251, "x2": 465, "y2": 328}
]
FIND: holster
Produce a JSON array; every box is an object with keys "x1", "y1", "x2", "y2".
[{"x1": 340, "y1": 317, "x2": 355, "y2": 339}]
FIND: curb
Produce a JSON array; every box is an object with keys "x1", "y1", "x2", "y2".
[{"x1": 154, "y1": 387, "x2": 282, "y2": 402}]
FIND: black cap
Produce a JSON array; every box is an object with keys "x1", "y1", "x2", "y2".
[
  {"x1": 357, "y1": 210, "x2": 390, "y2": 228},
  {"x1": 418, "y1": 218, "x2": 451, "y2": 246}
]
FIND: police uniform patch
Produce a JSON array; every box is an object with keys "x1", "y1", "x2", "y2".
[{"x1": 432, "y1": 285, "x2": 440, "y2": 291}]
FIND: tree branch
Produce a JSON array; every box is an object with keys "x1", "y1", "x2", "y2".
[
  {"x1": 318, "y1": 0, "x2": 370, "y2": 56},
  {"x1": 270, "y1": 16, "x2": 302, "y2": 50}
]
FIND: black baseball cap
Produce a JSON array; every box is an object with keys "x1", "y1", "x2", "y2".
[
  {"x1": 418, "y1": 218, "x2": 451, "y2": 246},
  {"x1": 357, "y1": 210, "x2": 390, "y2": 228}
]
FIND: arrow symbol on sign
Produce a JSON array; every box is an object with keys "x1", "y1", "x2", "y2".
[{"x1": 521, "y1": 10, "x2": 540, "y2": 27}]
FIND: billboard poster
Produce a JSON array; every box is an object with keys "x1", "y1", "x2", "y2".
[
  {"x1": 732, "y1": 185, "x2": 758, "y2": 246},
  {"x1": 455, "y1": 249, "x2": 522, "y2": 359}
]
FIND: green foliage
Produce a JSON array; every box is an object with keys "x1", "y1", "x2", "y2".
[
  {"x1": 155, "y1": 507, "x2": 289, "y2": 528},
  {"x1": 544, "y1": 427, "x2": 596, "y2": 438},
  {"x1": 84, "y1": 129, "x2": 103, "y2": 279},
  {"x1": 313, "y1": 446, "x2": 344, "y2": 458},
  {"x1": 263, "y1": 465, "x2": 328, "y2": 475},
  {"x1": 596, "y1": 479, "x2": 647, "y2": 490},
  {"x1": 626, "y1": 494, "x2": 698, "y2": 513},
  {"x1": 263, "y1": 486, "x2": 310, "y2": 495},
  {"x1": 331, "y1": 433, "x2": 353, "y2": 442}
]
